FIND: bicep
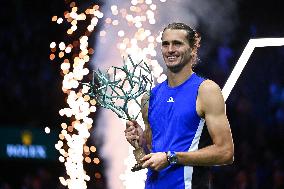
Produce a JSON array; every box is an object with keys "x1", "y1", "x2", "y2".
[
  {"x1": 205, "y1": 113, "x2": 231, "y2": 147},
  {"x1": 199, "y1": 81, "x2": 232, "y2": 147}
]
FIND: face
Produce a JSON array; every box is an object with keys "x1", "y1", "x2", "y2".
[{"x1": 161, "y1": 29, "x2": 192, "y2": 72}]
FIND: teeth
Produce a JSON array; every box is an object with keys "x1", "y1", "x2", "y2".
[{"x1": 168, "y1": 56, "x2": 176, "y2": 60}]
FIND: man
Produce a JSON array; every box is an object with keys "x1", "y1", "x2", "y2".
[{"x1": 125, "y1": 23, "x2": 234, "y2": 189}]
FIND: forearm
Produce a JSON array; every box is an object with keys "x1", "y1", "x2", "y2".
[
  {"x1": 176, "y1": 144, "x2": 234, "y2": 166},
  {"x1": 141, "y1": 131, "x2": 151, "y2": 154}
]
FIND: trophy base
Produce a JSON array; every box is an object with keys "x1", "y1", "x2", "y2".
[
  {"x1": 131, "y1": 163, "x2": 143, "y2": 172},
  {"x1": 131, "y1": 147, "x2": 146, "y2": 172}
]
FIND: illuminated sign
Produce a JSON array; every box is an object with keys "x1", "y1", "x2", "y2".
[
  {"x1": 6, "y1": 144, "x2": 47, "y2": 159},
  {"x1": 0, "y1": 127, "x2": 58, "y2": 160}
]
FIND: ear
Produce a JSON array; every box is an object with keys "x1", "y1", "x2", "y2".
[
  {"x1": 190, "y1": 34, "x2": 201, "y2": 61},
  {"x1": 194, "y1": 33, "x2": 201, "y2": 48},
  {"x1": 190, "y1": 46, "x2": 198, "y2": 59}
]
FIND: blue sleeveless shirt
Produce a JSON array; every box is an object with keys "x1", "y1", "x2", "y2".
[{"x1": 146, "y1": 73, "x2": 209, "y2": 189}]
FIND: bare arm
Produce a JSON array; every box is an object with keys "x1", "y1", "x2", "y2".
[
  {"x1": 125, "y1": 93, "x2": 152, "y2": 152},
  {"x1": 177, "y1": 80, "x2": 234, "y2": 166},
  {"x1": 141, "y1": 93, "x2": 152, "y2": 152}
]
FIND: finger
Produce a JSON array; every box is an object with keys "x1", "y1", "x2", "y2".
[
  {"x1": 124, "y1": 126, "x2": 135, "y2": 132},
  {"x1": 126, "y1": 135, "x2": 138, "y2": 142},
  {"x1": 142, "y1": 159, "x2": 153, "y2": 169},
  {"x1": 125, "y1": 131, "x2": 138, "y2": 138},
  {"x1": 125, "y1": 131, "x2": 138, "y2": 139},
  {"x1": 126, "y1": 121, "x2": 134, "y2": 128},
  {"x1": 126, "y1": 120, "x2": 138, "y2": 127},
  {"x1": 141, "y1": 153, "x2": 151, "y2": 161},
  {"x1": 130, "y1": 120, "x2": 138, "y2": 124},
  {"x1": 130, "y1": 120, "x2": 139, "y2": 128},
  {"x1": 126, "y1": 134, "x2": 137, "y2": 140}
]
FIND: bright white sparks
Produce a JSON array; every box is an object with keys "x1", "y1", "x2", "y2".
[
  {"x1": 53, "y1": 0, "x2": 176, "y2": 188},
  {"x1": 51, "y1": 3, "x2": 104, "y2": 189},
  {"x1": 52, "y1": 3, "x2": 284, "y2": 189},
  {"x1": 94, "y1": 1, "x2": 169, "y2": 189},
  {"x1": 44, "y1": 127, "x2": 50, "y2": 134}
]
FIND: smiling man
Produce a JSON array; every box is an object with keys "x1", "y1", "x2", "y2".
[{"x1": 125, "y1": 23, "x2": 234, "y2": 189}]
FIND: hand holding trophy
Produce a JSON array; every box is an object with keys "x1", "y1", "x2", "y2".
[{"x1": 83, "y1": 55, "x2": 153, "y2": 172}]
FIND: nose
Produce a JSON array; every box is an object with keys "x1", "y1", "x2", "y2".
[{"x1": 168, "y1": 44, "x2": 175, "y2": 53}]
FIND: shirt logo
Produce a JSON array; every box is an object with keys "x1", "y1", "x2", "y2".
[{"x1": 167, "y1": 97, "x2": 174, "y2": 102}]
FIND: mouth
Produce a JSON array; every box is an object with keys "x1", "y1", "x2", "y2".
[{"x1": 167, "y1": 56, "x2": 178, "y2": 62}]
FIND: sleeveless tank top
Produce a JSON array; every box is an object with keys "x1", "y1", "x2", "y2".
[{"x1": 146, "y1": 72, "x2": 211, "y2": 189}]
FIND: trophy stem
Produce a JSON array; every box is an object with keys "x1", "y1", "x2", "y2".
[{"x1": 131, "y1": 147, "x2": 146, "y2": 172}]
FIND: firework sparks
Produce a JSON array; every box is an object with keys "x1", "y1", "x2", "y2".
[
  {"x1": 92, "y1": 1, "x2": 168, "y2": 189},
  {"x1": 51, "y1": 0, "x2": 168, "y2": 188},
  {"x1": 50, "y1": 2, "x2": 104, "y2": 189}
]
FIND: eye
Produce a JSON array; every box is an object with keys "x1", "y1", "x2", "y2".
[
  {"x1": 172, "y1": 41, "x2": 183, "y2": 46},
  {"x1": 162, "y1": 41, "x2": 169, "y2": 47}
]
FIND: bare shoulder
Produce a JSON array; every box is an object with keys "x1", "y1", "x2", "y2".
[
  {"x1": 199, "y1": 79, "x2": 222, "y2": 96},
  {"x1": 197, "y1": 80, "x2": 225, "y2": 116}
]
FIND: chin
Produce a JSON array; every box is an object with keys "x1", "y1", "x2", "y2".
[
  {"x1": 166, "y1": 61, "x2": 180, "y2": 67},
  {"x1": 166, "y1": 63, "x2": 184, "y2": 73}
]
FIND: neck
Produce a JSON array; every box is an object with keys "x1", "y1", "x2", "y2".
[{"x1": 167, "y1": 63, "x2": 194, "y2": 87}]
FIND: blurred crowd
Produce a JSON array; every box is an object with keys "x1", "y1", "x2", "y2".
[
  {"x1": 1, "y1": 0, "x2": 284, "y2": 189},
  {"x1": 0, "y1": 167, "x2": 58, "y2": 189},
  {"x1": 203, "y1": 25, "x2": 284, "y2": 189},
  {"x1": 0, "y1": 0, "x2": 65, "y2": 126}
]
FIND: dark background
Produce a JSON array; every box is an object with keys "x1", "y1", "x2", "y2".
[{"x1": 0, "y1": 0, "x2": 284, "y2": 188}]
